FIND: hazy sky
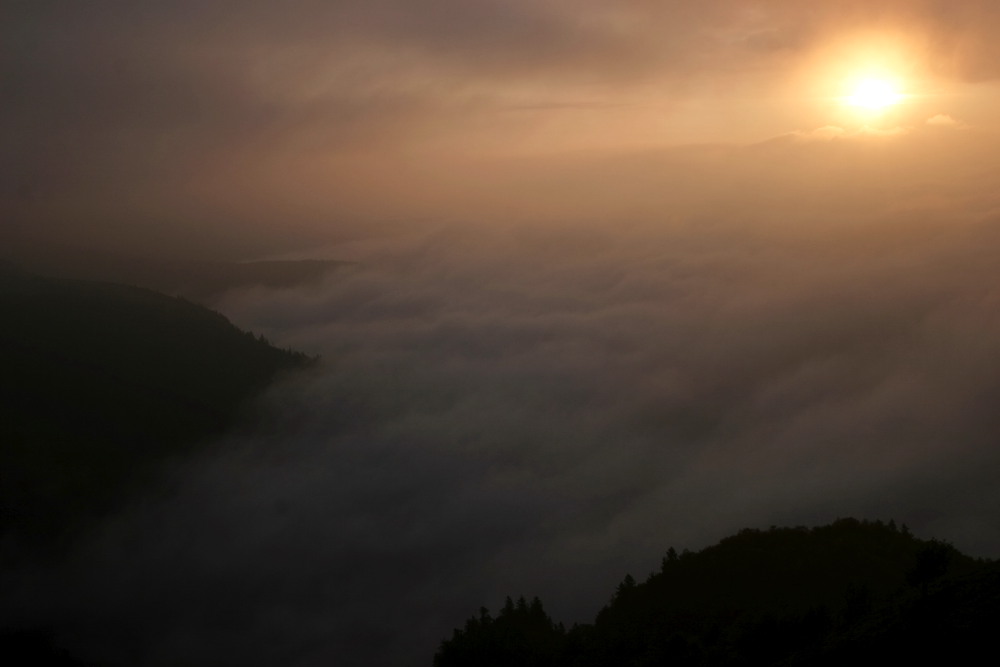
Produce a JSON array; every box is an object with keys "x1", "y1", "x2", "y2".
[
  {"x1": 5, "y1": 0, "x2": 1000, "y2": 254},
  {"x1": 4, "y1": 3, "x2": 1000, "y2": 667}
]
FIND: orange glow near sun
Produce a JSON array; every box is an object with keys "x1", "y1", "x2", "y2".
[{"x1": 797, "y1": 30, "x2": 927, "y2": 122}]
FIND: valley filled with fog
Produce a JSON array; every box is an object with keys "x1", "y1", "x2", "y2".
[{"x1": 8, "y1": 206, "x2": 998, "y2": 666}]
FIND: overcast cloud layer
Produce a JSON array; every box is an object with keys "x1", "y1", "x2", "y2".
[{"x1": 6, "y1": 1, "x2": 1000, "y2": 255}]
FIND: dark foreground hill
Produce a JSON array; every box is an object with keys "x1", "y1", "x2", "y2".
[
  {"x1": 0, "y1": 266, "x2": 313, "y2": 548},
  {"x1": 435, "y1": 518, "x2": 1000, "y2": 667}
]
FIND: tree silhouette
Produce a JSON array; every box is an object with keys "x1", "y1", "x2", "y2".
[
  {"x1": 434, "y1": 519, "x2": 998, "y2": 667},
  {"x1": 907, "y1": 540, "x2": 953, "y2": 596}
]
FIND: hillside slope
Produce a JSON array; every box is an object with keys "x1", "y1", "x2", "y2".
[
  {"x1": 436, "y1": 519, "x2": 999, "y2": 666},
  {"x1": 0, "y1": 266, "x2": 312, "y2": 547}
]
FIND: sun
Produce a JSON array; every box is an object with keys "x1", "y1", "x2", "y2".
[{"x1": 844, "y1": 77, "x2": 904, "y2": 111}]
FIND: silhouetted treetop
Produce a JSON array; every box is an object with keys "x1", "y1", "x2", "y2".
[{"x1": 435, "y1": 518, "x2": 997, "y2": 667}]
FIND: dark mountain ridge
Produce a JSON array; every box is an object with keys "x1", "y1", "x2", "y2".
[
  {"x1": 0, "y1": 266, "x2": 314, "y2": 548},
  {"x1": 1, "y1": 241, "x2": 350, "y2": 299},
  {"x1": 435, "y1": 518, "x2": 1000, "y2": 666}
]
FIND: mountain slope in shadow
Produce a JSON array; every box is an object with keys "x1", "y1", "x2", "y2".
[
  {"x1": 0, "y1": 265, "x2": 313, "y2": 549},
  {"x1": 436, "y1": 518, "x2": 999, "y2": 667}
]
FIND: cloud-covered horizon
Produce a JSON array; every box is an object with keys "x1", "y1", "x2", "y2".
[{"x1": 6, "y1": 205, "x2": 1000, "y2": 666}]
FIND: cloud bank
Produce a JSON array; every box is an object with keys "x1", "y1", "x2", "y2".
[{"x1": 6, "y1": 198, "x2": 1000, "y2": 665}]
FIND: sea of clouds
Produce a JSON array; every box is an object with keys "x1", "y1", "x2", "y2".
[{"x1": 7, "y1": 208, "x2": 999, "y2": 666}]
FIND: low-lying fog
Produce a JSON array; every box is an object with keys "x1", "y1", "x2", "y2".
[{"x1": 9, "y1": 197, "x2": 1000, "y2": 666}]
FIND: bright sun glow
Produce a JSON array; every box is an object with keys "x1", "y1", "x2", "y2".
[{"x1": 845, "y1": 78, "x2": 904, "y2": 110}]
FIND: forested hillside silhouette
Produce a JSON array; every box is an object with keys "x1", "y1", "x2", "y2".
[
  {"x1": 0, "y1": 266, "x2": 313, "y2": 550},
  {"x1": 436, "y1": 519, "x2": 1000, "y2": 666}
]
